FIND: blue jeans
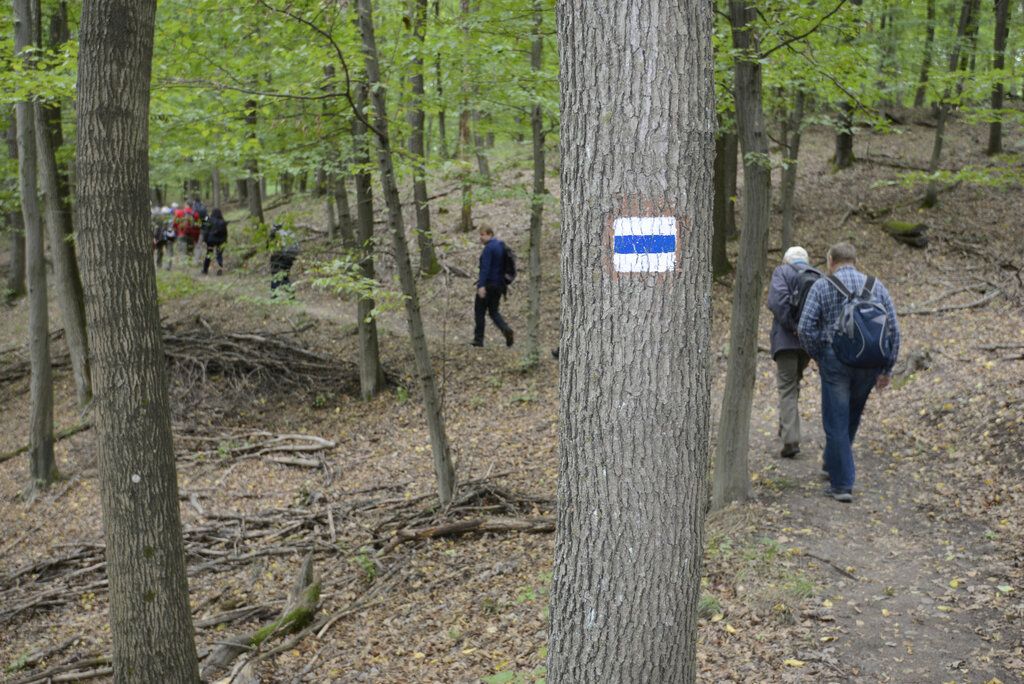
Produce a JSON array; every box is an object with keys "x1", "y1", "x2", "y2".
[{"x1": 818, "y1": 348, "x2": 879, "y2": 492}]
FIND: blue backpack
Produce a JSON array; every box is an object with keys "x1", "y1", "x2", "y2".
[{"x1": 826, "y1": 275, "x2": 894, "y2": 368}]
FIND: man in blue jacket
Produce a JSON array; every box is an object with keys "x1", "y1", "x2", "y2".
[
  {"x1": 767, "y1": 246, "x2": 820, "y2": 459},
  {"x1": 472, "y1": 227, "x2": 514, "y2": 347},
  {"x1": 798, "y1": 242, "x2": 901, "y2": 503}
]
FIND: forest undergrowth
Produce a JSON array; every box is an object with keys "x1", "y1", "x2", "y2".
[{"x1": 1, "y1": 119, "x2": 1022, "y2": 683}]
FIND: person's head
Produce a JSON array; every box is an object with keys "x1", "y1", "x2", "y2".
[
  {"x1": 827, "y1": 242, "x2": 857, "y2": 273},
  {"x1": 170, "y1": 202, "x2": 179, "y2": 210},
  {"x1": 185, "y1": 199, "x2": 193, "y2": 208},
  {"x1": 211, "y1": 208, "x2": 224, "y2": 221},
  {"x1": 478, "y1": 226, "x2": 494, "y2": 245},
  {"x1": 783, "y1": 246, "x2": 808, "y2": 266}
]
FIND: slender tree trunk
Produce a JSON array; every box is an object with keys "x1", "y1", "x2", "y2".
[
  {"x1": 457, "y1": 0, "x2": 474, "y2": 232},
  {"x1": 780, "y1": 90, "x2": 805, "y2": 252},
  {"x1": 325, "y1": 174, "x2": 337, "y2": 239},
  {"x1": 34, "y1": 103, "x2": 92, "y2": 408},
  {"x1": 833, "y1": 101, "x2": 855, "y2": 169},
  {"x1": 14, "y1": 0, "x2": 56, "y2": 491},
  {"x1": 548, "y1": 1, "x2": 715, "y2": 681},
  {"x1": 358, "y1": 0, "x2": 455, "y2": 505},
  {"x1": 523, "y1": 0, "x2": 545, "y2": 368},
  {"x1": 914, "y1": 0, "x2": 936, "y2": 107},
  {"x1": 211, "y1": 166, "x2": 221, "y2": 209},
  {"x1": 712, "y1": 131, "x2": 732, "y2": 278},
  {"x1": 987, "y1": 0, "x2": 1010, "y2": 155},
  {"x1": 434, "y1": 0, "x2": 448, "y2": 160},
  {"x1": 245, "y1": 100, "x2": 264, "y2": 224},
  {"x1": 472, "y1": 110, "x2": 491, "y2": 182},
  {"x1": 352, "y1": 85, "x2": 386, "y2": 401},
  {"x1": 723, "y1": 129, "x2": 738, "y2": 239},
  {"x1": 408, "y1": 0, "x2": 441, "y2": 276},
  {"x1": 236, "y1": 178, "x2": 248, "y2": 201},
  {"x1": 334, "y1": 175, "x2": 356, "y2": 245},
  {"x1": 76, "y1": 1, "x2": 200, "y2": 679},
  {"x1": 4, "y1": 117, "x2": 26, "y2": 299},
  {"x1": 713, "y1": 0, "x2": 772, "y2": 509},
  {"x1": 925, "y1": 0, "x2": 976, "y2": 207}
]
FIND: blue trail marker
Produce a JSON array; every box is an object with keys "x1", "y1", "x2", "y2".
[{"x1": 612, "y1": 216, "x2": 677, "y2": 273}]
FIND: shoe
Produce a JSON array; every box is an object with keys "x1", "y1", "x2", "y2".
[
  {"x1": 470, "y1": 341, "x2": 483, "y2": 347},
  {"x1": 781, "y1": 443, "x2": 800, "y2": 458},
  {"x1": 504, "y1": 328, "x2": 515, "y2": 348},
  {"x1": 551, "y1": 347, "x2": 560, "y2": 359},
  {"x1": 820, "y1": 465, "x2": 830, "y2": 481},
  {"x1": 823, "y1": 487, "x2": 853, "y2": 503},
  {"x1": 217, "y1": 268, "x2": 223, "y2": 276}
]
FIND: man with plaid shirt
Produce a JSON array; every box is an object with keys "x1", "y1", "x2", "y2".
[{"x1": 798, "y1": 242, "x2": 901, "y2": 503}]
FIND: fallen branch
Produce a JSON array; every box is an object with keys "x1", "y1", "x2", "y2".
[
  {"x1": 802, "y1": 551, "x2": 857, "y2": 580},
  {"x1": 5, "y1": 655, "x2": 111, "y2": 684},
  {"x1": 0, "y1": 422, "x2": 91, "y2": 464},
  {"x1": 377, "y1": 516, "x2": 555, "y2": 556},
  {"x1": 899, "y1": 288, "x2": 1002, "y2": 316}
]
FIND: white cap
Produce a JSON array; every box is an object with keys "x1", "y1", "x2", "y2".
[{"x1": 784, "y1": 246, "x2": 808, "y2": 264}]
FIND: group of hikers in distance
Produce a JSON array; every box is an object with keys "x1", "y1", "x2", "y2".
[
  {"x1": 151, "y1": 197, "x2": 228, "y2": 276},
  {"x1": 768, "y1": 241, "x2": 901, "y2": 503}
]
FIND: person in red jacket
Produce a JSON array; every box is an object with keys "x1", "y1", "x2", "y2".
[{"x1": 173, "y1": 201, "x2": 201, "y2": 262}]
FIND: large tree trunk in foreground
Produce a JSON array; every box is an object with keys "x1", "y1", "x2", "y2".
[
  {"x1": 352, "y1": 84, "x2": 386, "y2": 401},
  {"x1": 15, "y1": 0, "x2": 56, "y2": 490},
  {"x1": 357, "y1": 0, "x2": 456, "y2": 505},
  {"x1": 712, "y1": 0, "x2": 772, "y2": 509},
  {"x1": 35, "y1": 103, "x2": 92, "y2": 408},
  {"x1": 914, "y1": 0, "x2": 936, "y2": 107},
  {"x1": 76, "y1": 1, "x2": 199, "y2": 679},
  {"x1": 523, "y1": 0, "x2": 545, "y2": 368},
  {"x1": 987, "y1": 0, "x2": 1010, "y2": 155},
  {"x1": 924, "y1": 0, "x2": 976, "y2": 207},
  {"x1": 4, "y1": 117, "x2": 26, "y2": 299},
  {"x1": 548, "y1": 1, "x2": 715, "y2": 681},
  {"x1": 779, "y1": 90, "x2": 805, "y2": 252},
  {"x1": 712, "y1": 131, "x2": 732, "y2": 278},
  {"x1": 408, "y1": 0, "x2": 441, "y2": 276}
]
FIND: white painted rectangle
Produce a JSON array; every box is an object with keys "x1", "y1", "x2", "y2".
[
  {"x1": 613, "y1": 252, "x2": 676, "y2": 273},
  {"x1": 612, "y1": 216, "x2": 677, "y2": 236}
]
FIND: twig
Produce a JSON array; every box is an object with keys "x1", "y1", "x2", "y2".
[
  {"x1": 802, "y1": 551, "x2": 857, "y2": 580},
  {"x1": 899, "y1": 288, "x2": 1002, "y2": 316},
  {"x1": 0, "y1": 422, "x2": 92, "y2": 464}
]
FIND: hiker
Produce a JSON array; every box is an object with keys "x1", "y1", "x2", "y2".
[
  {"x1": 269, "y1": 223, "x2": 299, "y2": 294},
  {"x1": 173, "y1": 201, "x2": 201, "y2": 262},
  {"x1": 798, "y1": 242, "x2": 901, "y2": 503},
  {"x1": 202, "y1": 208, "x2": 228, "y2": 276},
  {"x1": 153, "y1": 206, "x2": 175, "y2": 270},
  {"x1": 193, "y1": 196, "x2": 209, "y2": 265},
  {"x1": 472, "y1": 226, "x2": 514, "y2": 348},
  {"x1": 767, "y1": 246, "x2": 821, "y2": 459}
]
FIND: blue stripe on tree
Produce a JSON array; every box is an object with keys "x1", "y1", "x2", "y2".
[{"x1": 613, "y1": 234, "x2": 676, "y2": 254}]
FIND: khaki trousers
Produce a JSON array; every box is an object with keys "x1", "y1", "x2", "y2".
[{"x1": 775, "y1": 349, "x2": 810, "y2": 447}]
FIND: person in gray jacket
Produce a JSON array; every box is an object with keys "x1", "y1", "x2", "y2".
[{"x1": 766, "y1": 246, "x2": 821, "y2": 458}]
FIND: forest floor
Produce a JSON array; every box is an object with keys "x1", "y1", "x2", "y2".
[{"x1": 0, "y1": 116, "x2": 1022, "y2": 684}]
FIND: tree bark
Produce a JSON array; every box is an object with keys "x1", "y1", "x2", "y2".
[
  {"x1": 712, "y1": 132, "x2": 732, "y2": 278},
  {"x1": 408, "y1": 0, "x2": 441, "y2": 276},
  {"x1": 987, "y1": 0, "x2": 1010, "y2": 155},
  {"x1": 34, "y1": 102, "x2": 92, "y2": 408},
  {"x1": 15, "y1": 0, "x2": 56, "y2": 490},
  {"x1": 712, "y1": 0, "x2": 772, "y2": 509},
  {"x1": 235, "y1": 178, "x2": 248, "y2": 201},
  {"x1": 548, "y1": 1, "x2": 715, "y2": 681},
  {"x1": 723, "y1": 130, "x2": 738, "y2": 239},
  {"x1": 780, "y1": 90, "x2": 805, "y2": 252},
  {"x1": 924, "y1": 0, "x2": 976, "y2": 207},
  {"x1": 358, "y1": 0, "x2": 455, "y2": 505},
  {"x1": 76, "y1": 0, "x2": 200, "y2": 679},
  {"x1": 325, "y1": 174, "x2": 337, "y2": 239},
  {"x1": 523, "y1": 0, "x2": 545, "y2": 368},
  {"x1": 433, "y1": 0, "x2": 448, "y2": 160},
  {"x1": 351, "y1": 85, "x2": 386, "y2": 401},
  {"x1": 211, "y1": 166, "x2": 221, "y2": 209},
  {"x1": 244, "y1": 99, "x2": 264, "y2": 224},
  {"x1": 4, "y1": 116, "x2": 26, "y2": 299},
  {"x1": 833, "y1": 101, "x2": 855, "y2": 169},
  {"x1": 914, "y1": 0, "x2": 936, "y2": 107},
  {"x1": 333, "y1": 175, "x2": 356, "y2": 246}
]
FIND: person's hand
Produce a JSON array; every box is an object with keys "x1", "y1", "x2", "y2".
[
  {"x1": 876, "y1": 374, "x2": 891, "y2": 390},
  {"x1": 477, "y1": 287, "x2": 486, "y2": 299}
]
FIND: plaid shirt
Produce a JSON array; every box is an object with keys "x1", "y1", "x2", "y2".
[{"x1": 797, "y1": 265, "x2": 901, "y2": 374}]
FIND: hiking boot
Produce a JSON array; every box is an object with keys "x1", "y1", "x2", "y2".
[
  {"x1": 781, "y1": 443, "x2": 800, "y2": 458},
  {"x1": 216, "y1": 268, "x2": 223, "y2": 276},
  {"x1": 823, "y1": 487, "x2": 853, "y2": 503},
  {"x1": 470, "y1": 341, "x2": 483, "y2": 347},
  {"x1": 820, "y1": 465, "x2": 830, "y2": 481},
  {"x1": 504, "y1": 328, "x2": 515, "y2": 348}
]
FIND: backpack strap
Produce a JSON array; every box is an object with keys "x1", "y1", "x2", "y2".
[
  {"x1": 825, "y1": 274, "x2": 853, "y2": 299},
  {"x1": 862, "y1": 275, "x2": 876, "y2": 296}
]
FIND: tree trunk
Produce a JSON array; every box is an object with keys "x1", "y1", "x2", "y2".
[
  {"x1": 457, "y1": 0, "x2": 474, "y2": 232},
  {"x1": 352, "y1": 84, "x2": 386, "y2": 401},
  {"x1": 211, "y1": 166, "x2": 221, "y2": 209},
  {"x1": 358, "y1": 0, "x2": 456, "y2": 506},
  {"x1": 548, "y1": 1, "x2": 715, "y2": 681},
  {"x1": 433, "y1": 0, "x2": 448, "y2": 160},
  {"x1": 780, "y1": 90, "x2": 805, "y2": 252},
  {"x1": 245, "y1": 99, "x2": 265, "y2": 224},
  {"x1": 925, "y1": 0, "x2": 976, "y2": 207},
  {"x1": 987, "y1": 0, "x2": 1010, "y2": 155},
  {"x1": 235, "y1": 178, "x2": 248, "y2": 201},
  {"x1": 523, "y1": 0, "x2": 545, "y2": 368},
  {"x1": 34, "y1": 102, "x2": 92, "y2": 408},
  {"x1": 712, "y1": 132, "x2": 732, "y2": 278},
  {"x1": 325, "y1": 174, "x2": 337, "y2": 239},
  {"x1": 408, "y1": 0, "x2": 441, "y2": 276},
  {"x1": 833, "y1": 101, "x2": 855, "y2": 169},
  {"x1": 914, "y1": 0, "x2": 936, "y2": 107},
  {"x1": 334, "y1": 175, "x2": 356, "y2": 246},
  {"x1": 4, "y1": 117, "x2": 26, "y2": 299},
  {"x1": 472, "y1": 110, "x2": 491, "y2": 183},
  {"x1": 14, "y1": 0, "x2": 56, "y2": 491},
  {"x1": 712, "y1": 0, "x2": 772, "y2": 509},
  {"x1": 76, "y1": 1, "x2": 200, "y2": 679},
  {"x1": 723, "y1": 130, "x2": 738, "y2": 239}
]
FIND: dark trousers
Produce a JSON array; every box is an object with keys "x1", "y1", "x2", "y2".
[
  {"x1": 203, "y1": 243, "x2": 224, "y2": 273},
  {"x1": 473, "y1": 286, "x2": 510, "y2": 344}
]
